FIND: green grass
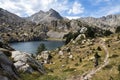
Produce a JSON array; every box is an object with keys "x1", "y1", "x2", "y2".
[{"x1": 21, "y1": 33, "x2": 120, "y2": 80}]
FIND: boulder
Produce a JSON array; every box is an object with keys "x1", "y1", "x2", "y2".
[
  {"x1": 75, "y1": 34, "x2": 86, "y2": 42},
  {"x1": 40, "y1": 51, "x2": 49, "y2": 60},
  {"x1": 69, "y1": 55, "x2": 73, "y2": 59},
  {"x1": 36, "y1": 51, "x2": 49, "y2": 60},
  {"x1": 58, "y1": 50, "x2": 64, "y2": 55},
  {"x1": 36, "y1": 51, "x2": 52, "y2": 64},
  {"x1": 11, "y1": 51, "x2": 45, "y2": 74},
  {"x1": 79, "y1": 27, "x2": 87, "y2": 34}
]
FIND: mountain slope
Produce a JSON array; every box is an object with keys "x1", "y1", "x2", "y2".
[
  {"x1": 0, "y1": 8, "x2": 47, "y2": 42},
  {"x1": 0, "y1": 8, "x2": 25, "y2": 25}
]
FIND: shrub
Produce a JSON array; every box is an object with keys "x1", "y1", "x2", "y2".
[
  {"x1": 97, "y1": 46, "x2": 102, "y2": 51},
  {"x1": 104, "y1": 30, "x2": 113, "y2": 36},
  {"x1": 116, "y1": 26, "x2": 120, "y2": 33},
  {"x1": 109, "y1": 54, "x2": 119, "y2": 58},
  {"x1": 86, "y1": 27, "x2": 95, "y2": 38},
  {"x1": 75, "y1": 63, "x2": 79, "y2": 66},
  {"x1": 118, "y1": 65, "x2": 120, "y2": 74},
  {"x1": 63, "y1": 31, "x2": 80, "y2": 44},
  {"x1": 103, "y1": 64, "x2": 112, "y2": 70},
  {"x1": 63, "y1": 32, "x2": 73, "y2": 44},
  {"x1": 36, "y1": 43, "x2": 46, "y2": 55}
]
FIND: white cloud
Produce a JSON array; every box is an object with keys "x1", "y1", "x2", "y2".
[
  {"x1": 0, "y1": 0, "x2": 36, "y2": 16},
  {"x1": 68, "y1": 1, "x2": 84, "y2": 15},
  {"x1": 0, "y1": 0, "x2": 71, "y2": 17},
  {"x1": 66, "y1": 16, "x2": 80, "y2": 19}
]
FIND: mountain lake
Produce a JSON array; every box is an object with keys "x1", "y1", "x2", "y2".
[{"x1": 10, "y1": 40, "x2": 64, "y2": 54}]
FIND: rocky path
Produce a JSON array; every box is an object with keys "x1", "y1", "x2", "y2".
[
  {"x1": 68, "y1": 40, "x2": 110, "y2": 80},
  {"x1": 79, "y1": 40, "x2": 109, "y2": 80}
]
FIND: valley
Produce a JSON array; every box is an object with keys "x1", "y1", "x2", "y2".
[{"x1": 0, "y1": 7, "x2": 120, "y2": 80}]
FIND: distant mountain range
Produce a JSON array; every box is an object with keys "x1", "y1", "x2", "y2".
[
  {"x1": 79, "y1": 14, "x2": 120, "y2": 32},
  {"x1": 0, "y1": 8, "x2": 120, "y2": 42}
]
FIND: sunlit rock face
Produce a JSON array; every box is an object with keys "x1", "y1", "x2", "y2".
[{"x1": 11, "y1": 51, "x2": 46, "y2": 74}]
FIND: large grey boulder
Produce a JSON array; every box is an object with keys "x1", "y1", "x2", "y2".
[
  {"x1": 75, "y1": 34, "x2": 86, "y2": 42},
  {"x1": 11, "y1": 51, "x2": 46, "y2": 74}
]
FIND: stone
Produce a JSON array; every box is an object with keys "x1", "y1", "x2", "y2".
[
  {"x1": 68, "y1": 52, "x2": 71, "y2": 55},
  {"x1": 11, "y1": 51, "x2": 45, "y2": 74},
  {"x1": 37, "y1": 51, "x2": 49, "y2": 60},
  {"x1": 79, "y1": 27, "x2": 87, "y2": 34},
  {"x1": 62, "y1": 65, "x2": 65, "y2": 67},
  {"x1": 36, "y1": 51, "x2": 52, "y2": 64},
  {"x1": 59, "y1": 50, "x2": 63, "y2": 55},
  {"x1": 75, "y1": 34, "x2": 86, "y2": 42},
  {"x1": 14, "y1": 61, "x2": 26, "y2": 69},
  {"x1": 69, "y1": 55, "x2": 73, "y2": 59}
]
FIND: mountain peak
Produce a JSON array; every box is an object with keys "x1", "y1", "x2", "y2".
[
  {"x1": 0, "y1": 8, "x2": 7, "y2": 13},
  {"x1": 49, "y1": 8, "x2": 56, "y2": 12},
  {"x1": 38, "y1": 10, "x2": 45, "y2": 13},
  {"x1": 27, "y1": 9, "x2": 63, "y2": 23}
]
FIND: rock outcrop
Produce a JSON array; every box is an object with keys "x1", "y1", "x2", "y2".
[
  {"x1": 11, "y1": 51, "x2": 46, "y2": 74},
  {"x1": 0, "y1": 51, "x2": 20, "y2": 80},
  {"x1": 0, "y1": 39, "x2": 46, "y2": 80}
]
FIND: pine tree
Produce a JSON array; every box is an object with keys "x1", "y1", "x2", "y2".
[{"x1": 36, "y1": 43, "x2": 46, "y2": 55}]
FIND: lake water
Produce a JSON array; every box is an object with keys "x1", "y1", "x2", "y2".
[{"x1": 10, "y1": 40, "x2": 64, "y2": 54}]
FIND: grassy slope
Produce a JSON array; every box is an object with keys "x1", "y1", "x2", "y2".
[
  {"x1": 21, "y1": 33, "x2": 120, "y2": 80},
  {"x1": 92, "y1": 34, "x2": 120, "y2": 80}
]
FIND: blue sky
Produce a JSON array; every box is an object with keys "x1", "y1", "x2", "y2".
[{"x1": 0, "y1": 0, "x2": 120, "y2": 19}]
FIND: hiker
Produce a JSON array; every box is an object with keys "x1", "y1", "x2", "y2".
[{"x1": 94, "y1": 52, "x2": 100, "y2": 67}]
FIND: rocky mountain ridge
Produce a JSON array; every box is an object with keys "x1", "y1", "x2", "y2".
[
  {"x1": 79, "y1": 14, "x2": 120, "y2": 32},
  {"x1": 0, "y1": 8, "x2": 25, "y2": 25},
  {"x1": 0, "y1": 8, "x2": 120, "y2": 42},
  {"x1": 0, "y1": 8, "x2": 48, "y2": 42},
  {"x1": 26, "y1": 8, "x2": 63, "y2": 24}
]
